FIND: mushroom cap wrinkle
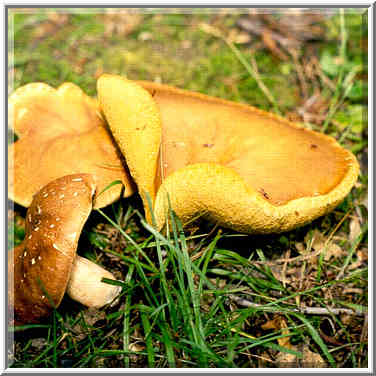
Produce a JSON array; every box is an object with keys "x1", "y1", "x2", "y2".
[
  {"x1": 8, "y1": 174, "x2": 121, "y2": 325},
  {"x1": 8, "y1": 81, "x2": 135, "y2": 209},
  {"x1": 98, "y1": 75, "x2": 359, "y2": 234}
]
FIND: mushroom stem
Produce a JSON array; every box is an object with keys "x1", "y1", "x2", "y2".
[{"x1": 66, "y1": 256, "x2": 122, "y2": 308}]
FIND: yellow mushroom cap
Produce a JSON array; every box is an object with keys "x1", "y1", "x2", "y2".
[
  {"x1": 98, "y1": 75, "x2": 359, "y2": 234},
  {"x1": 8, "y1": 82, "x2": 135, "y2": 209},
  {"x1": 97, "y1": 74, "x2": 161, "y2": 222}
]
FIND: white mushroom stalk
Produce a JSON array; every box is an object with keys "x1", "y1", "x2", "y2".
[{"x1": 67, "y1": 255, "x2": 122, "y2": 308}]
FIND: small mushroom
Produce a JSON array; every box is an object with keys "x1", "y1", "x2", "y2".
[
  {"x1": 8, "y1": 174, "x2": 121, "y2": 325},
  {"x1": 8, "y1": 82, "x2": 135, "y2": 210},
  {"x1": 97, "y1": 74, "x2": 359, "y2": 234}
]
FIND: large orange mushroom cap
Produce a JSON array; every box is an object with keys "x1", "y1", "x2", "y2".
[
  {"x1": 8, "y1": 82, "x2": 135, "y2": 209},
  {"x1": 98, "y1": 75, "x2": 359, "y2": 234}
]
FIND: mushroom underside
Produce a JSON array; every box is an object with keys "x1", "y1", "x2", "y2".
[
  {"x1": 142, "y1": 83, "x2": 353, "y2": 207},
  {"x1": 8, "y1": 82, "x2": 134, "y2": 210},
  {"x1": 98, "y1": 76, "x2": 359, "y2": 234}
]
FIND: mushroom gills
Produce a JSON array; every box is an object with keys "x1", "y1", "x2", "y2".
[{"x1": 66, "y1": 255, "x2": 121, "y2": 308}]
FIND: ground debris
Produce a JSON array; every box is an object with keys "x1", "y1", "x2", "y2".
[
  {"x1": 102, "y1": 10, "x2": 144, "y2": 37},
  {"x1": 276, "y1": 344, "x2": 326, "y2": 368},
  {"x1": 31, "y1": 12, "x2": 70, "y2": 43}
]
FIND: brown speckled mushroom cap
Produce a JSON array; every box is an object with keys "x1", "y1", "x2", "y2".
[
  {"x1": 8, "y1": 82, "x2": 134, "y2": 209},
  {"x1": 98, "y1": 75, "x2": 359, "y2": 234},
  {"x1": 9, "y1": 174, "x2": 95, "y2": 324}
]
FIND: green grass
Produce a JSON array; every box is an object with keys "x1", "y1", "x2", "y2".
[{"x1": 8, "y1": 8, "x2": 368, "y2": 368}]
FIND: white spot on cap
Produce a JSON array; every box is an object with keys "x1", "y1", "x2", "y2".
[
  {"x1": 21, "y1": 279, "x2": 24, "y2": 283},
  {"x1": 31, "y1": 258, "x2": 36, "y2": 265},
  {"x1": 37, "y1": 205, "x2": 41, "y2": 214},
  {"x1": 38, "y1": 256, "x2": 42, "y2": 260},
  {"x1": 53, "y1": 243, "x2": 68, "y2": 256},
  {"x1": 59, "y1": 194, "x2": 64, "y2": 199},
  {"x1": 49, "y1": 224, "x2": 55, "y2": 228},
  {"x1": 56, "y1": 217, "x2": 60, "y2": 221},
  {"x1": 23, "y1": 251, "x2": 27, "y2": 257},
  {"x1": 73, "y1": 192, "x2": 78, "y2": 197},
  {"x1": 72, "y1": 177, "x2": 83, "y2": 182},
  {"x1": 43, "y1": 193, "x2": 48, "y2": 198},
  {"x1": 28, "y1": 214, "x2": 32, "y2": 222},
  {"x1": 28, "y1": 235, "x2": 32, "y2": 240},
  {"x1": 41, "y1": 295, "x2": 45, "y2": 299},
  {"x1": 34, "y1": 227, "x2": 39, "y2": 232}
]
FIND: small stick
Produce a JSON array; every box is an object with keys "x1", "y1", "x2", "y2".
[{"x1": 229, "y1": 295, "x2": 365, "y2": 316}]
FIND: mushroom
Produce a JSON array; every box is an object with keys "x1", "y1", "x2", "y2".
[
  {"x1": 97, "y1": 74, "x2": 359, "y2": 234},
  {"x1": 8, "y1": 173, "x2": 121, "y2": 325},
  {"x1": 8, "y1": 81, "x2": 135, "y2": 210}
]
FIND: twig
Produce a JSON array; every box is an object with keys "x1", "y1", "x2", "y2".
[{"x1": 229, "y1": 295, "x2": 365, "y2": 316}]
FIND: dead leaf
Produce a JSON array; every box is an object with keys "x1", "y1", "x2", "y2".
[
  {"x1": 361, "y1": 189, "x2": 368, "y2": 209},
  {"x1": 276, "y1": 344, "x2": 327, "y2": 367},
  {"x1": 262, "y1": 30, "x2": 288, "y2": 60},
  {"x1": 262, "y1": 316, "x2": 293, "y2": 349},
  {"x1": 356, "y1": 248, "x2": 368, "y2": 263},
  {"x1": 103, "y1": 11, "x2": 143, "y2": 37},
  {"x1": 30, "y1": 337, "x2": 48, "y2": 350},
  {"x1": 270, "y1": 264, "x2": 291, "y2": 285},
  {"x1": 306, "y1": 229, "x2": 345, "y2": 262},
  {"x1": 32, "y1": 12, "x2": 69, "y2": 41},
  {"x1": 349, "y1": 216, "x2": 362, "y2": 243},
  {"x1": 81, "y1": 307, "x2": 106, "y2": 327},
  {"x1": 128, "y1": 343, "x2": 145, "y2": 352},
  {"x1": 228, "y1": 29, "x2": 252, "y2": 44}
]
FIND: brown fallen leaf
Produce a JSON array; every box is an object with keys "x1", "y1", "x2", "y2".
[
  {"x1": 102, "y1": 10, "x2": 143, "y2": 37},
  {"x1": 276, "y1": 344, "x2": 327, "y2": 368},
  {"x1": 262, "y1": 316, "x2": 293, "y2": 349},
  {"x1": 305, "y1": 229, "x2": 345, "y2": 262},
  {"x1": 128, "y1": 343, "x2": 145, "y2": 352},
  {"x1": 228, "y1": 28, "x2": 252, "y2": 44},
  {"x1": 349, "y1": 216, "x2": 362, "y2": 243}
]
